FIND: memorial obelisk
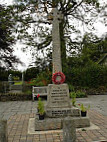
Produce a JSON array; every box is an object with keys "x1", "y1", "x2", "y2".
[
  {"x1": 46, "y1": 8, "x2": 75, "y2": 117},
  {"x1": 35, "y1": 8, "x2": 90, "y2": 131}
]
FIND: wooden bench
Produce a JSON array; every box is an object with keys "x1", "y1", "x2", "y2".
[{"x1": 32, "y1": 86, "x2": 48, "y2": 101}]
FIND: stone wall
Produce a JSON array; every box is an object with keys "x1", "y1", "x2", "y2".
[{"x1": 0, "y1": 93, "x2": 32, "y2": 101}]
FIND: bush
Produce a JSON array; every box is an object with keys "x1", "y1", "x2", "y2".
[
  {"x1": 70, "y1": 91, "x2": 87, "y2": 98},
  {"x1": 27, "y1": 69, "x2": 52, "y2": 87},
  {"x1": 68, "y1": 84, "x2": 75, "y2": 92},
  {"x1": 76, "y1": 91, "x2": 87, "y2": 98},
  {"x1": 66, "y1": 64, "x2": 107, "y2": 88},
  {"x1": 0, "y1": 81, "x2": 9, "y2": 93},
  {"x1": 70, "y1": 92, "x2": 76, "y2": 98}
]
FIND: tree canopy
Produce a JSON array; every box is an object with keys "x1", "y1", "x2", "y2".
[
  {"x1": 4, "y1": 0, "x2": 107, "y2": 70},
  {"x1": 0, "y1": 4, "x2": 21, "y2": 68}
]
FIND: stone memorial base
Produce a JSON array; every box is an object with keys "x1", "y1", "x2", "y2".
[
  {"x1": 35, "y1": 83, "x2": 90, "y2": 131},
  {"x1": 35, "y1": 116, "x2": 90, "y2": 131}
]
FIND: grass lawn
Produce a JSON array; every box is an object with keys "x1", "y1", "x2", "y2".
[{"x1": 14, "y1": 81, "x2": 23, "y2": 85}]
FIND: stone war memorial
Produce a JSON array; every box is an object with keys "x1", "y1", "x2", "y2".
[{"x1": 35, "y1": 8, "x2": 90, "y2": 133}]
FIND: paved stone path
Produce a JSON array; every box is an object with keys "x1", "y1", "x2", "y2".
[
  {"x1": 0, "y1": 95, "x2": 107, "y2": 142},
  {"x1": 0, "y1": 95, "x2": 107, "y2": 120},
  {"x1": 76, "y1": 95, "x2": 107, "y2": 116},
  {"x1": 7, "y1": 111, "x2": 107, "y2": 142}
]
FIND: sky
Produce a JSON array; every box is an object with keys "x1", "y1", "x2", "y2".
[{"x1": 0, "y1": 0, "x2": 107, "y2": 71}]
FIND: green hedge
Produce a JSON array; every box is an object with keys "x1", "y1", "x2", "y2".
[
  {"x1": 66, "y1": 64, "x2": 107, "y2": 88},
  {"x1": 0, "y1": 81, "x2": 9, "y2": 93}
]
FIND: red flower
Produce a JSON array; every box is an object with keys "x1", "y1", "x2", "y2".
[
  {"x1": 78, "y1": 104, "x2": 81, "y2": 106},
  {"x1": 37, "y1": 94, "x2": 40, "y2": 98}
]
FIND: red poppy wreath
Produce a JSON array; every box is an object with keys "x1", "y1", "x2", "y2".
[{"x1": 52, "y1": 72, "x2": 65, "y2": 84}]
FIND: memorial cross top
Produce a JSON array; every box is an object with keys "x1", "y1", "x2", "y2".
[{"x1": 48, "y1": 8, "x2": 63, "y2": 73}]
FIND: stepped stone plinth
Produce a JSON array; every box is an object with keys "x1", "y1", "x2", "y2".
[
  {"x1": 35, "y1": 116, "x2": 90, "y2": 131},
  {"x1": 35, "y1": 83, "x2": 90, "y2": 131}
]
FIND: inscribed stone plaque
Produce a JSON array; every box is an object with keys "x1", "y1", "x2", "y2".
[{"x1": 47, "y1": 84, "x2": 71, "y2": 108}]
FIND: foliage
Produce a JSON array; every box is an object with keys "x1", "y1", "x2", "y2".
[
  {"x1": 78, "y1": 104, "x2": 90, "y2": 112},
  {"x1": 71, "y1": 97, "x2": 76, "y2": 107},
  {"x1": 0, "y1": 5, "x2": 21, "y2": 68},
  {"x1": 69, "y1": 84, "x2": 75, "y2": 92},
  {"x1": 13, "y1": 76, "x2": 20, "y2": 81},
  {"x1": 24, "y1": 67, "x2": 39, "y2": 81},
  {"x1": 0, "y1": 67, "x2": 8, "y2": 81},
  {"x1": 27, "y1": 69, "x2": 52, "y2": 86},
  {"x1": 14, "y1": 81, "x2": 22, "y2": 85},
  {"x1": 70, "y1": 91, "x2": 76, "y2": 98},
  {"x1": 24, "y1": 90, "x2": 32, "y2": 95},
  {"x1": 22, "y1": 84, "x2": 32, "y2": 92},
  {"x1": 66, "y1": 63, "x2": 107, "y2": 88},
  {"x1": 38, "y1": 98, "x2": 45, "y2": 115},
  {"x1": 86, "y1": 86, "x2": 107, "y2": 95},
  {"x1": 70, "y1": 92, "x2": 76, "y2": 107},
  {"x1": 76, "y1": 91, "x2": 87, "y2": 98},
  {"x1": 8, "y1": 70, "x2": 22, "y2": 80},
  {"x1": 0, "y1": 81, "x2": 9, "y2": 93},
  {"x1": 70, "y1": 91, "x2": 87, "y2": 98},
  {"x1": 10, "y1": 0, "x2": 104, "y2": 69},
  {"x1": 80, "y1": 33, "x2": 107, "y2": 62}
]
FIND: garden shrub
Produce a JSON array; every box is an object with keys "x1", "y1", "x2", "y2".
[
  {"x1": 76, "y1": 91, "x2": 87, "y2": 98},
  {"x1": 27, "y1": 70, "x2": 52, "y2": 86},
  {"x1": 66, "y1": 64, "x2": 107, "y2": 88},
  {"x1": 70, "y1": 92, "x2": 76, "y2": 98},
  {"x1": 0, "y1": 81, "x2": 9, "y2": 93},
  {"x1": 70, "y1": 91, "x2": 87, "y2": 98},
  {"x1": 68, "y1": 84, "x2": 75, "y2": 92}
]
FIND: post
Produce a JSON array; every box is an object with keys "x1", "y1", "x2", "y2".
[
  {"x1": 22, "y1": 72, "x2": 24, "y2": 85},
  {"x1": 0, "y1": 120, "x2": 8, "y2": 142},
  {"x1": 8, "y1": 74, "x2": 13, "y2": 91},
  {"x1": 63, "y1": 117, "x2": 76, "y2": 142}
]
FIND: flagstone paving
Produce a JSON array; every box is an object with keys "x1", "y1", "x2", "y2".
[
  {"x1": 0, "y1": 95, "x2": 107, "y2": 142},
  {"x1": 7, "y1": 111, "x2": 107, "y2": 142}
]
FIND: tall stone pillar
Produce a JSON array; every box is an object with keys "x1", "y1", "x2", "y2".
[
  {"x1": 46, "y1": 8, "x2": 72, "y2": 117},
  {"x1": 48, "y1": 8, "x2": 63, "y2": 73}
]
